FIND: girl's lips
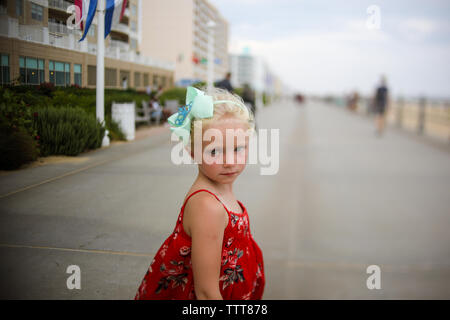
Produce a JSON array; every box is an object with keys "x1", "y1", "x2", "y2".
[{"x1": 221, "y1": 172, "x2": 237, "y2": 176}]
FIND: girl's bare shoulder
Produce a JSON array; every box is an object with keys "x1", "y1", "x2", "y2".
[
  {"x1": 184, "y1": 190, "x2": 226, "y2": 219},
  {"x1": 183, "y1": 190, "x2": 228, "y2": 236}
]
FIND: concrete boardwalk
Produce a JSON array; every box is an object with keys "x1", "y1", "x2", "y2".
[{"x1": 0, "y1": 100, "x2": 449, "y2": 299}]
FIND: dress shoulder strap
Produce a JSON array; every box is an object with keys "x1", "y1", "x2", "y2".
[{"x1": 181, "y1": 189, "x2": 230, "y2": 214}]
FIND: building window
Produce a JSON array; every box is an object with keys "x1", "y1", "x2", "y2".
[
  {"x1": 65, "y1": 63, "x2": 70, "y2": 85},
  {"x1": 0, "y1": 54, "x2": 10, "y2": 84},
  {"x1": 19, "y1": 56, "x2": 44, "y2": 84},
  {"x1": 161, "y1": 76, "x2": 166, "y2": 88},
  {"x1": 143, "y1": 73, "x2": 149, "y2": 87},
  {"x1": 120, "y1": 70, "x2": 130, "y2": 89},
  {"x1": 153, "y1": 75, "x2": 158, "y2": 87},
  {"x1": 74, "y1": 64, "x2": 82, "y2": 86},
  {"x1": 105, "y1": 68, "x2": 117, "y2": 87},
  {"x1": 134, "y1": 72, "x2": 141, "y2": 88},
  {"x1": 49, "y1": 61, "x2": 70, "y2": 86},
  {"x1": 16, "y1": 0, "x2": 23, "y2": 17},
  {"x1": 88, "y1": 65, "x2": 96, "y2": 86},
  {"x1": 31, "y1": 3, "x2": 43, "y2": 21}
]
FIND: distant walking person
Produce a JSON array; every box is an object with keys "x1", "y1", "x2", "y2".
[
  {"x1": 215, "y1": 72, "x2": 234, "y2": 93},
  {"x1": 242, "y1": 83, "x2": 257, "y2": 129},
  {"x1": 122, "y1": 77, "x2": 128, "y2": 90},
  {"x1": 374, "y1": 75, "x2": 389, "y2": 136},
  {"x1": 150, "y1": 97, "x2": 163, "y2": 125}
]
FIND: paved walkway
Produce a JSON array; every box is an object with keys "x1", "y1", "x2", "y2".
[{"x1": 0, "y1": 99, "x2": 449, "y2": 299}]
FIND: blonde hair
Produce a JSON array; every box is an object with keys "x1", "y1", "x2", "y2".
[{"x1": 189, "y1": 86, "x2": 255, "y2": 150}]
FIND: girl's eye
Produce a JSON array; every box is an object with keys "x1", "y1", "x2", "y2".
[
  {"x1": 210, "y1": 149, "x2": 220, "y2": 155},
  {"x1": 235, "y1": 146, "x2": 245, "y2": 152}
]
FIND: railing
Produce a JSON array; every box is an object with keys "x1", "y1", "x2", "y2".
[
  {"x1": 7, "y1": 16, "x2": 174, "y2": 71},
  {"x1": 48, "y1": 32, "x2": 85, "y2": 51},
  {"x1": 352, "y1": 97, "x2": 450, "y2": 143},
  {"x1": 112, "y1": 22, "x2": 129, "y2": 34},
  {"x1": 109, "y1": 39, "x2": 129, "y2": 51},
  {"x1": 88, "y1": 43, "x2": 97, "y2": 54},
  {"x1": 386, "y1": 98, "x2": 450, "y2": 142},
  {"x1": 18, "y1": 24, "x2": 44, "y2": 42},
  {"x1": 48, "y1": 21, "x2": 74, "y2": 35},
  {"x1": 118, "y1": 51, "x2": 175, "y2": 70},
  {"x1": 194, "y1": 33, "x2": 208, "y2": 49},
  {"x1": 48, "y1": 0, "x2": 73, "y2": 11}
]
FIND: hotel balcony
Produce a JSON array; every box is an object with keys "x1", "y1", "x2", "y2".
[
  {"x1": 111, "y1": 22, "x2": 129, "y2": 35},
  {"x1": 48, "y1": 0, "x2": 74, "y2": 12},
  {"x1": 109, "y1": 39, "x2": 130, "y2": 51},
  {"x1": 48, "y1": 21, "x2": 76, "y2": 36}
]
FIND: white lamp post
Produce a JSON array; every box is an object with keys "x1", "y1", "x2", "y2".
[
  {"x1": 206, "y1": 20, "x2": 216, "y2": 92},
  {"x1": 97, "y1": 0, "x2": 109, "y2": 147}
]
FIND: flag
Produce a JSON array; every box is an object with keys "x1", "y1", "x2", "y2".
[
  {"x1": 105, "y1": 0, "x2": 128, "y2": 38},
  {"x1": 74, "y1": 0, "x2": 84, "y2": 30},
  {"x1": 78, "y1": 0, "x2": 98, "y2": 42},
  {"x1": 76, "y1": 0, "x2": 127, "y2": 41}
]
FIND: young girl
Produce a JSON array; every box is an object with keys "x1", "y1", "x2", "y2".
[{"x1": 134, "y1": 86, "x2": 265, "y2": 300}]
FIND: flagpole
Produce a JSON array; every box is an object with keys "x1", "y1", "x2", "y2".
[{"x1": 97, "y1": 0, "x2": 109, "y2": 147}]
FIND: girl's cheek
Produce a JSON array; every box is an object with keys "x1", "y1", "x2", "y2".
[
  {"x1": 236, "y1": 149, "x2": 248, "y2": 164},
  {"x1": 202, "y1": 154, "x2": 222, "y2": 165},
  {"x1": 236, "y1": 153, "x2": 246, "y2": 164}
]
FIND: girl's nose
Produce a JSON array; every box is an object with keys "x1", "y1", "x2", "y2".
[{"x1": 223, "y1": 152, "x2": 235, "y2": 166}]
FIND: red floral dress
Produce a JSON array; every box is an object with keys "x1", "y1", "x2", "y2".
[{"x1": 134, "y1": 189, "x2": 265, "y2": 300}]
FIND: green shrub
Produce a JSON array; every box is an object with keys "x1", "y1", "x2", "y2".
[
  {"x1": 0, "y1": 88, "x2": 39, "y2": 142},
  {"x1": 192, "y1": 81, "x2": 206, "y2": 89},
  {"x1": 105, "y1": 114, "x2": 126, "y2": 141},
  {"x1": 32, "y1": 106, "x2": 105, "y2": 157},
  {"x1": 0, "y1": 88, "x2": 41, "y2": 169},
  {"x1": 262, "y1": 92, "x2": 271, "y2": 106},
  {"x1": 0, "y1": 119, "x2": 39, "y2": 170},
  {"x1": 159, "y1": 87, "x2": 187, "y2": 106},
  {"x1": 234, "y1": 87, "x2": 243, "y2": 98},
  {"x1": 1, "y1": 86, "x2": 148, "y2": 147}
]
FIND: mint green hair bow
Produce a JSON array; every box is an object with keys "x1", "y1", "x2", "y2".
[{"x1": 168, "y1": 86, "x2": 249, "y2": 146}]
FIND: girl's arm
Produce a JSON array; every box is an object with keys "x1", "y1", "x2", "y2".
[{"x1": 184, "y1": 194, "x2": 228, "y2": 300}]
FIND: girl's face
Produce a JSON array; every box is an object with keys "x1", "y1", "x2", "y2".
[{"x1": 193, "y1": 116, "x2": 250, "y2": 185}]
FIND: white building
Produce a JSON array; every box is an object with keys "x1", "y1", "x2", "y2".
[
  {"x1": 229, "y1": 53, "x2": 278, "y2": 99},
  {"x1": 0, "y1": 0, "x2": 174, "y2": 88},
  {"x1": 140, "y1": 0, "x2": 229, "y2": 86}
]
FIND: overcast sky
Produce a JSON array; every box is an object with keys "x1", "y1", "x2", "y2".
[{"x1": 209, "y1": 0, "x2": 450, "y2": 99}]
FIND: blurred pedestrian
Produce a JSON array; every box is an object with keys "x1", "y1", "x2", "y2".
[
  {"x1": 122, "y1": 77, "x2": 128, "y2": 90},
  {"x1": 242, "y1": 84, "x2": 256, "y2": 115},
  {"x1": 155, "y1": 85, "x2": 164, "y2": 100},
  {"x1": 373, "y1": 75, "x2": 389, "y2": 136},
  {"x1": 215, "y1": 72, "x2": 234, "y2": 93},
  {"x1": 347, "y1": 91, "x2": 359, "y2": 112},
  {"x1": 150, "y1": 97, "x2": 162, "y2": 125},
  {"x1": 242, "y1": 84, "x2": 257, "y2": 130}
]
